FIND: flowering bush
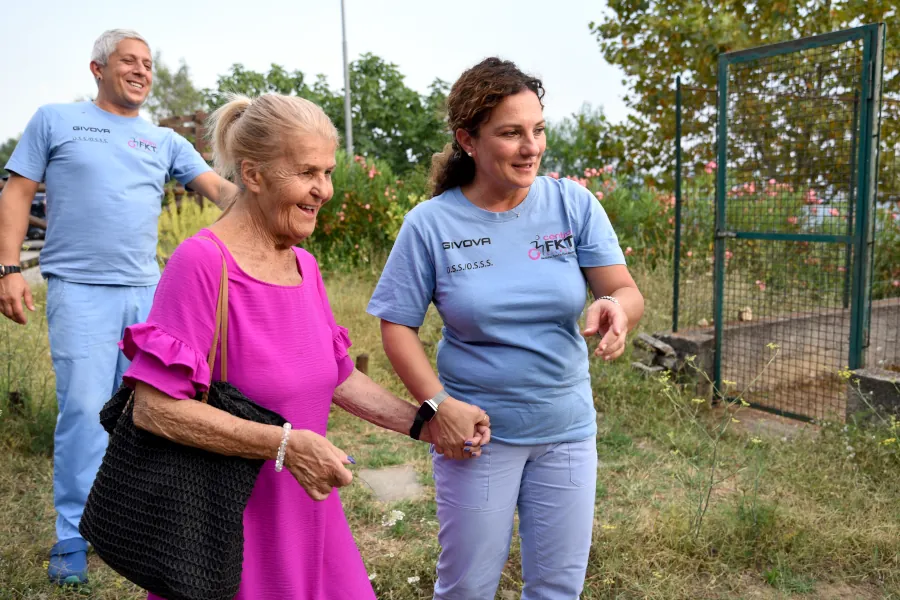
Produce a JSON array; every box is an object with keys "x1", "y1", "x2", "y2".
[{"x1": 300, "y1": 151, "x2": 429, "y2": 269}]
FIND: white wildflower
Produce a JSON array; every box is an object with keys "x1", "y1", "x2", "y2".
[{"x1": 381, "y1": 510, "x2": 406, "y2": 527}]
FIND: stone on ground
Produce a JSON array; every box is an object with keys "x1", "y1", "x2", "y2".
[{"x1": 357, "y1": 464, "x2": 424, "y2": 502}]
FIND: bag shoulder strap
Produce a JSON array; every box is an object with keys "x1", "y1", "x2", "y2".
[{"x1": 197, "y1": 237, "x2": 229, "y2": 396}]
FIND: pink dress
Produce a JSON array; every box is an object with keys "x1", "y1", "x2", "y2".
[{"x1": 120, "y1": 230, "x2": 376, "y2": 600}]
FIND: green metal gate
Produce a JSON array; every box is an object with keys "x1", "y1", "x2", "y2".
[{"x1": 713, "y1": 25, "x2": 886, "y2": 420}]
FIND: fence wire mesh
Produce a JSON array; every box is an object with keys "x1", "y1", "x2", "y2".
[
  {"x1": 673, "y1": 84, "x2": 717, "y2": 331},
  {"x1": 674, "y1": 30, "x2": 896, "y2": 421},
  {"x1": 868, "y1": 54, "x2": 900, "y2": 373},
  {"x1": 719, "y1": 37, "x2": 868, "y2": 420}
]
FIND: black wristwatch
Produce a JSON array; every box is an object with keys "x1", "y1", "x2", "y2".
[
  {"x1": 409, "y1": 390, "x2": 449, "y2": 440},
  {"x1": 0, "y1": 265, "x2": 22, "y2": 278}
]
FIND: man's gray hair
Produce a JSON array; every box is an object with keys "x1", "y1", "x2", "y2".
[{"x1": 90, "y1": 29, "x2": 150, "y2": 66}]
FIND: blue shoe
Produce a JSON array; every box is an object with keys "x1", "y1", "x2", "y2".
[{"x1": 48, "y1": 538, "x2": 88, "y2": 585}]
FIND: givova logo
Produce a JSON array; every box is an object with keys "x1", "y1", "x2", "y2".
[
  {"x1": 442, "y1": 238, "x2": 491, "y2": 250},
  {"x1": 73, "y1": 126, "x2": 111, "y2": 134}
]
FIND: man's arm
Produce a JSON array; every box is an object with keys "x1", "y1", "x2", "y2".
[
  {"x1": 0, "y1": 174, "x2": 38, "y2": 324},
  {"x1": 185, "y1": 172, "x2": 239, "y2": 210}
]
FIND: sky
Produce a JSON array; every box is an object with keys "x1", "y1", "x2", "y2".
[{"x1": 0, "y1": 0, "x2": 630, "y2": 141}]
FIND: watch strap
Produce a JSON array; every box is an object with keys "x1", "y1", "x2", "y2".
[
  {"x1": 409, "y1": 411, "x2": 428, "y2": 441},
  {"x1": 409, "y1": 389, "x2": 449, "y2": 440},
  {"x1": 0, "y1": 265, "x2": 22, "y2": 278}
]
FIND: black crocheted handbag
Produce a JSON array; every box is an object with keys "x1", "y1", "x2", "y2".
[{"x1": 80, "y1": 239, "x2": 286, "y2": 600}]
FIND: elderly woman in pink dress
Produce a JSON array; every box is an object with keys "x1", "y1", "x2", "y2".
[{"x1": 119, "y1": 93, "x2": 491, "y2": 599}]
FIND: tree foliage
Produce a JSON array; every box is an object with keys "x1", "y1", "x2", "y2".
[
  {"x1": 146, "y1": 52, "x2": 205, "y2": 123},
  {"x1": 542, "y1": 104, "x2": 626, "y2": 176},
  {"x1": 591, "y1": 1, "x2": 900, "y2": 182},
  {"x1": 0, "y1": 137, "x2": 18, "y2": 177},
  {"x1": 203, "y1": 54, "x2": 449, "y2": 175}
]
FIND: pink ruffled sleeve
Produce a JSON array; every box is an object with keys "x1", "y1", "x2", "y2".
[
  {"x1": 120, "y1": 235, "x2": 223, "y2": 399},
  {"x1": 305, "y1": 251, "x2": 355, "y2": 386}
]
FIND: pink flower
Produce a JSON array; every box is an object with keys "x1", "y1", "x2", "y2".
[
  {"x1": 838, "y1": 266, "x2": 847, "y2": 272},
  {"x1": 810, "y1": 207, "x2": 818, "y2": 215},
  {"x1": 804, "y1": 189, "x2": 817, "y2": 204},
  {"x1": 748, "y1": 183, "x2": 756, "y2": 194},
  {"x1": 768, "y1": 178, "x2": 777, "y2": 185},
  {"x1": 547, "y1": 171, "x2": 560, "y2": 179},
  {"x1": 705, "y1": 161, "x2": 717, "y2": 174},
  {"x1": 354, "y1": 244, "x2": 359, "y2": 249},
  {"x1": 368, "y1": 166, "x2": 377, "y2": 179},
  {"x1": 756, "y1": 280, "x2": 767, "y2": 291},
  {"x1": 595, "y1": 191, "x2": 604, "y2": 201},
  {"x1": 893, "y1": 280, "x2": 900, "y2": 288},
  {"x1": 668, "y1": 216, "x2": 674, "y2": 225},
  {"x1": 604, "y1": 165, "x2": 614, "y2": 173},
  {"x1": 830, "y1": 208, "x2": 840, "y2": 217},
  {"x1": 364, "y1": 204, "x2": 371, "y2": 210},
  {"x1": 625, "y1": 247, "x2": 633, "y2": 256},
  {"x1": 687, "y1": 251, "x2": 693, "y2": 257},
  {"x1": 339, "y1": 215, "x2": 345, "y2": 221},
  {"x1": 787, "y1": 216, "x2": 798, "y2": 225},
  {"x1": 726, "y1": 250, "x2": 734, "y2": 260}
]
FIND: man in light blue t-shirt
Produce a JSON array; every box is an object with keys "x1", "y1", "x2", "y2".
[{"x1": 0, "y1": 29, "x2": 233, "y2": 586}]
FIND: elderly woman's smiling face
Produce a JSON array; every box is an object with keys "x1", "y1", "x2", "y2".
[{"x1": 247, "y1": 135, "x2": 337, "y2": 245}]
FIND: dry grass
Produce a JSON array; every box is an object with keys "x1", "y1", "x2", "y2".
[{"x1": 1, "y1": 268, "x2": 899, "y2": 599}]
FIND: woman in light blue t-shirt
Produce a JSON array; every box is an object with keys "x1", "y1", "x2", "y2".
[{"x1": 368, "y1": 58, "x2": 644, "y2": 600}]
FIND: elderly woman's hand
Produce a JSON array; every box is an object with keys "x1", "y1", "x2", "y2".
[
  {"x1": 284, "y1": 430, "x2": 354, "y2": 501},
  {"x1": 428, "y1": 398, "x2": 490, "y2": 460},
  {"x1": 421, "y1": 417, "x2": 491, "y2": 459}
]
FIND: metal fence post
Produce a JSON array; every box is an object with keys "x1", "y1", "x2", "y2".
[{"x1": 673, "y1": 76, "x2": 683, "y2": 332}]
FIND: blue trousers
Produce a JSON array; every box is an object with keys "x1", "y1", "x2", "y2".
[
  {"x1": 431, "y1": 437, "x2": 598, "y2": 600},
  {"x1": 46, "y1": 277, "x2": 156, "y2": 543}
]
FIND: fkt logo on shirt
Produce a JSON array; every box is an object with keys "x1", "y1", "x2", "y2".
[
  {"x1": 442, "y1": 237, "x2": 491, "y2": 250},
  {"x1": 128, "y1": 138, "x2": 158, "y2": 153}
]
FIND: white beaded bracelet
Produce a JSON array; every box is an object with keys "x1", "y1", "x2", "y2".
[
  {"x1": 597, "y1": 295, "x2": 620, "y2": 306},
  {"x1": 274, "y1": 422, "x2": 292, "y2": 472}
]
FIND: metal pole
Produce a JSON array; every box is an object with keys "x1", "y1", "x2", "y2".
[
  {"x1": 673, "y1": 76, "x2": 683, "y2": 332},
  {"x1": 340, "y1": 0, "x2": 354, "y2": 156}
]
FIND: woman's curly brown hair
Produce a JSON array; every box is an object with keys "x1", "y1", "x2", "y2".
[{"x1": 429, "y1": 58, "x2": 544, "y2": 197}]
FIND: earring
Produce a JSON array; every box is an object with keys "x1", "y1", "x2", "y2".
[{"x1": 467, "y1": 152, "x2": 473, "y2": 157}]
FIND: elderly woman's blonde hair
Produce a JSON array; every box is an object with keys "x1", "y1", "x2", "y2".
[{"x1": 207, "y1": 93, "x2": 339, "y2": 190}]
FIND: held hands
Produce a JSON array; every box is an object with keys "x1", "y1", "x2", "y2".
[
  {"x1": 284, "y1": 429, "x2": 354, "y2": 501},
  {"x1": 426, "y1": 397, "x2": 491, "y2": 460},
  {"x1": 582, "y1": 297, "x2": 629, "y2": 361},
  {"x1": 0, "y1": 273, "x2": 35, "y2": 325}
]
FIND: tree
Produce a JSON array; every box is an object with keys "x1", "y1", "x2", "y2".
[
  {"x1": 146, "y1": 52, "x2": 205, "y2": 123},
  {"x1": 203, "y1": 55, "x2": 449, "y2": 175},
  {"x1": 542, "y1": 104, "x2": 626, "y2": 177},
  {"x1": 0, "y1": 137, "x2": 18, "y2": 177},
  {"x1": 591, "y1": 1, "x2": 900, "y2": 182}
]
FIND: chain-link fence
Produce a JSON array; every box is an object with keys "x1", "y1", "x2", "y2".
[
  {"x1": 673, "y1": 82, "x2": 717, "y2": 331},
  {"x1": 673, "y1": 25, "x2": 892, "y2": 421},
  {"x1": 868, "y1": 54, "x2": 900, "y2": 373}
]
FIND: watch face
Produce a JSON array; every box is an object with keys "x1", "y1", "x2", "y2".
[{"x1": 420, "y1": 402, "x2": 437, "y2": 421}]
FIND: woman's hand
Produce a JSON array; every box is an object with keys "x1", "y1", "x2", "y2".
[
  {"x1": 421, "y1": 416, "x2": 491, "y2": 459},
  {"x1": 582, "y1": 297, "x2": 629, "y2": 361},
  {"x1": 428, "y1": 397, "x2": 490, "y2": 460},
  {"x1": 284, "y1": 429, "x2": 354, "y2": 501}
]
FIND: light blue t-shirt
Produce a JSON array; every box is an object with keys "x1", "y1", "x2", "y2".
[
  {"x1": 367, "y1": 176, "x2": 627, "y2": 445},
  {"x1": 5, "y1": 102, "x2": 212, "y2": 285}
]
